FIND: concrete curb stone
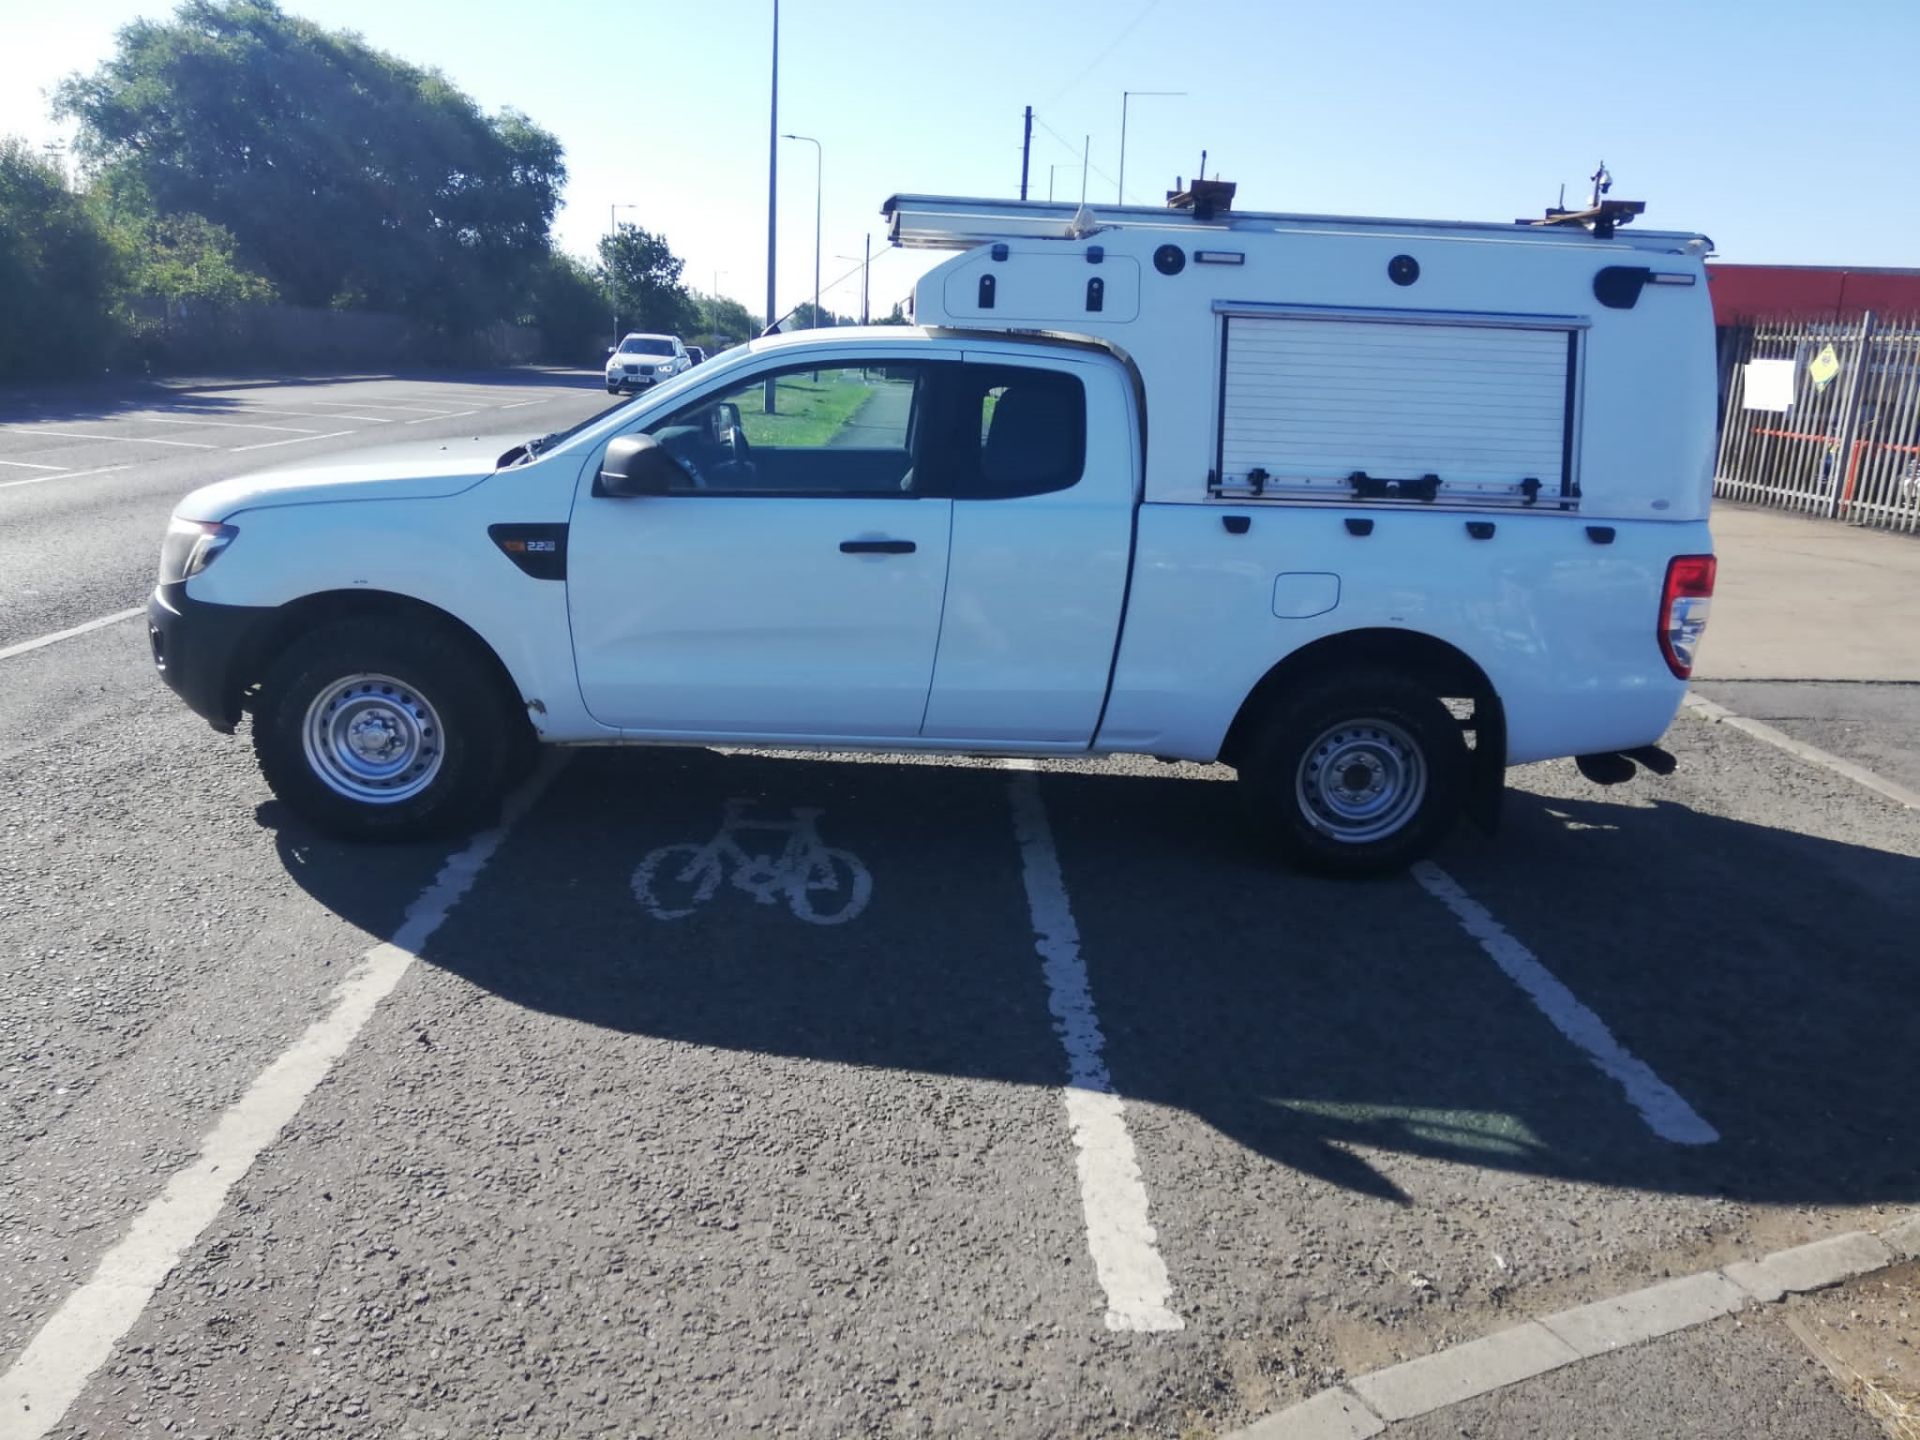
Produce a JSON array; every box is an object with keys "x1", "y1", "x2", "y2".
[
  {"x1": 1348, "y1": 1321, "x2": 1579, "y2": 1423},
  {"x1": 1234, "y1": 1387, "x2": 1383, "y2": 1440},
  {"x1": 1540, "y1": 1270, "x2": 1749, "y2": 1357}
]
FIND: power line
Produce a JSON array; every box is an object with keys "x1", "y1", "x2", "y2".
[
  {"x1": 1038, "y1": 0, "x2": 1162, "y2": 110},
  {"x1": 1032, "y1": 114, "x2": 1120, "y2": 196}
]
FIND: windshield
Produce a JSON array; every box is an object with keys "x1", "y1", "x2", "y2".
[
  {"x1": 514, "y1": 356, "x2": 723, "y2": 464},
  {"x1": 618, "y1": 337, "x2": 675, "y2": 356}
]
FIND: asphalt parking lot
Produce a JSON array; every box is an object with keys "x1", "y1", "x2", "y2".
[{"x1": 2, "y1": 376, "x2": 1917, "y2": 1439}]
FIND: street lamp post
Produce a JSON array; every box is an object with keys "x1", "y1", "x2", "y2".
[
  {"x1": 1117, "y1": 90, "x2": 1185, "y2": 206},
  {"x1": 782, "y1": 133, "x2": 822, "y2": 328},
  {"x1": 608, "y1": 202, "x2": 640, "y2": 346}
]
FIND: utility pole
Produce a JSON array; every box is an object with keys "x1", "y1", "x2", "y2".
[
  {"x1": 836, "y1": 238, "x2": 873, "y2": 325},
  {"x1": 764, "y1": 0, "x2": 778, "y2": 409},
  {"x1": 1019, "y1": 105, "x2": 1033, "y2": 200}
]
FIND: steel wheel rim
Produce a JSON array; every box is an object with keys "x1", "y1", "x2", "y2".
[
  {"x1": 1294, "y1": 717, "x2": 1428, "y2": 844},
  {"x1": 301, "y1": 673, "x2": 445, "y2": 804}
]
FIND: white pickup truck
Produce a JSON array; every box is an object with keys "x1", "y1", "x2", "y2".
[{"x1": 148, "y1": 189, "x2": 1719, "y2": 875}]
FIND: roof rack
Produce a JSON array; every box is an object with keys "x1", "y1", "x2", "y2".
[{"x1": 881, "y1": 193, "x2": 1710, "y2": 255}]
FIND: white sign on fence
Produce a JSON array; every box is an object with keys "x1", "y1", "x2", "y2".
[{"x1": 1742, "y1": 358, "x2": 1796, "y2": 412}]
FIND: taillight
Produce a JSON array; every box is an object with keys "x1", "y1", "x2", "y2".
[{"x1": 1659, "y1": 554, "x2": 1716, "y2": 678}]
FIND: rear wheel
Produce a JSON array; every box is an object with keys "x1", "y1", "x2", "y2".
[
  {"x1": 1237, "y1": 668, "x2": 1466, "y2": 877},
  {"x1": 252, "y1": 619, "x2": 510, "y2": 841}
]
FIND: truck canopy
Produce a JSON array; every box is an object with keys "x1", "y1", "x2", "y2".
[{"x1": 888, "y1": 194, "x2": 1719, "y2": 523}]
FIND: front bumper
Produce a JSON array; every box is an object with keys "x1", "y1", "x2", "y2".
[
  {"x1": 147, "y1": 583, "x2": 273, "y2": 733},
  {"x1": 607, "y1": 370, "x2": 662, "y2": 390}
]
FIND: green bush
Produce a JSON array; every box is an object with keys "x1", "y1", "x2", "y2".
[{"x1": 0, "y1": 139, "x2": 123, "y2": 378}]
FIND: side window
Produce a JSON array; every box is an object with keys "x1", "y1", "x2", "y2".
[
  {"x1": 642, "y1": 362, "x2": 922, "y2": 495},
  {"x1": 928, "y1": 364, "x2": 1086, "y2": 500}
]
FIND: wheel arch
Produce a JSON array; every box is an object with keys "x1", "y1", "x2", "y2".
[
  {"x1": 232, "y1": 589, "x2": 531, "y2": 742},
  {"x1": 1218, "y1": 627, "x2": 1507, "y2": 831}
]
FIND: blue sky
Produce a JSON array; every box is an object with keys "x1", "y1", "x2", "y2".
[{"x1": 9, "y1": 0, "x2": 1918, "y2": 322}]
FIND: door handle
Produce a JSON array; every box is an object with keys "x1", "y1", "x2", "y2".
[{"x1": 839, "y1": 539, "x2": 916, "y2": 554}]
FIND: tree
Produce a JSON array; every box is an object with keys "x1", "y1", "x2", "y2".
[
  {"x1": 876, "y1": 302, "x2": 910, "y2": 326},
  {"x1": 599, "y1": 223, "x2": 695, "y2": 336},
  {"x1": 523, "y1": 251, "x2": 608, "y2": 364},
  {"x1": 0, "y1": 138, "x2": 123, "y2": 378},
  {"x1": 698, "y1": 293, "x2": 760, "y2": 347},
  {"x1": 57, "y1": 1, "x2": 565, "y2": 331},
  {"x1": 117, "y1": 211, "x2": 276, "y2": 307},
  {"x1": 786, "y1": 301, "x2": 850, "y2": 330}
]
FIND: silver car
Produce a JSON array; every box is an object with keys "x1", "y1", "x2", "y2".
[{"x1": 605, "y1": 333, "x2": 690, "y2": 394}]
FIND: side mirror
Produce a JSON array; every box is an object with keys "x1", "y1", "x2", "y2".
[
  {"x1": 597, "y1": 434, "x2": 689, "y2": 497},
  {"x1": 714, "y1": 401, "x2": 743, "y2": 431},
  {"x1": 605, "y1": 345, "x2": 617, "y2": 357}
]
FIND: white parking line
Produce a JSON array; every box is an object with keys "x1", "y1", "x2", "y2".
[
  {"x1": 403, "y1": 408, "x2": 479, "y2": 425},
  {"x1": 315, "y1": 401, "x2": 464, "y2": 416},
  {"x1": 1004, "y1": 766, "x2": 1184, "y2": 1332},
  {"x1": 229, "y1": 429, "x2": 357, "y2": 452},
  {"x1": 1410, "y1": 861, "x2": 1719, "y2": 1146},
  {"x1": 128, "y1": 414, "x2": 321, "y2": 433},
  {"x1": 171, "y1": 405, "x2": 396, "y2": 424},
  {"x1": 0, "y1": 458, "x2": 66, "y2": 470},
  {"x1": 499, "y1": 397, "x2": 554, "y2": 409},
  {"x1": 0, "y1": 606, "x2": 145, "y2": 662},
  {"x1": 1, "y1": 426, "x2": 216, "y2": 449},
  {"x1": 0, "y1": 463, "x2": 133, "y2": 492},
  {"x1": 0, "y1": 756, "x2": 563, "y2": 1439}
]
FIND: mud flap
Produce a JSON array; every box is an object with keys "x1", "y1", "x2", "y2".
[{"x1": 1466, "y1": 700, "x2": 1507, "y2": 835}]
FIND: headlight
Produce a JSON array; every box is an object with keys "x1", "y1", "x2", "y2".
[{"x1": 158, "y1": 518, "x2": 238, "y2": 584}]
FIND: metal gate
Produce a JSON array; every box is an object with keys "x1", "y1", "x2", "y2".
[{"x1": 1714, "y1": 315, "x2": 1920, "y2": 535}]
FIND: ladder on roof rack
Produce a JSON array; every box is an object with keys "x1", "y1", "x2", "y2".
[
  {"x1": 880, "y1": 193, "x2": 1712, "y2": 254},
  {"x1": 885, "y1": 195, "x2": 1149, "y2": 249}
]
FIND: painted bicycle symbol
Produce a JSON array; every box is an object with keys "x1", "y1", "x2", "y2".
[{"x1": 631, "y1": 798, "x2": 873, "y2": 927}]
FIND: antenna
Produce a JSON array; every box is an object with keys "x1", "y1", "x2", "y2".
[{"x1": 1522, "y1": 160, "x2": 1641, "y2": 238}]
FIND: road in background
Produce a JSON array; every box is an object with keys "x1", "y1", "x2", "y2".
[{"x1": 0, "y1": 371, "x2": 617, "y2": 650}]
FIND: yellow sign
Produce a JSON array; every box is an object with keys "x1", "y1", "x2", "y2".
[{"x1": 1809, "y1": 344, "x2": 1841, "y2": 392}]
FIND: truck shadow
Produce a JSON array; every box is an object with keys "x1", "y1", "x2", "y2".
[{"x1": 264, "y1": 747, "x2": 1920, "y2": 1211}]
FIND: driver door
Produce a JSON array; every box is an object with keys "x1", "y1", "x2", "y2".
[{"x1": 567, "y1": 358, "x2": 954, "y2": 739}]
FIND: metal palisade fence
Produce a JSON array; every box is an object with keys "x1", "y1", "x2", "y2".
[{"x1": 1714, "y1": 314, "x2": 1920, "y2": 534}]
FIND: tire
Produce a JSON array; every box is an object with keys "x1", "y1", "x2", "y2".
[
  {"x1": 606, "y1": 383, "x2": 620, "y2": 394},
  {"x1": 1236, "y1": 668, "x2": 1467, "y2": 877},
  {"x1": 251, "y1": 618, "x2": 510, "y2": 841}
]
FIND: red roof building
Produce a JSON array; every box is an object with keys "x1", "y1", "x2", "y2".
[{"x1": 1707, "y1": 264, "x2": 1920, "y2": 325}]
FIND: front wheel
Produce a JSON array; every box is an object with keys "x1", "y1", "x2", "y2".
[
  {"x1": 251, "y1": 619, "x2": 510, "y2": 841},
  {"x1": 1237, "y1": 669, "x2": 1467, "y2": 877}
]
